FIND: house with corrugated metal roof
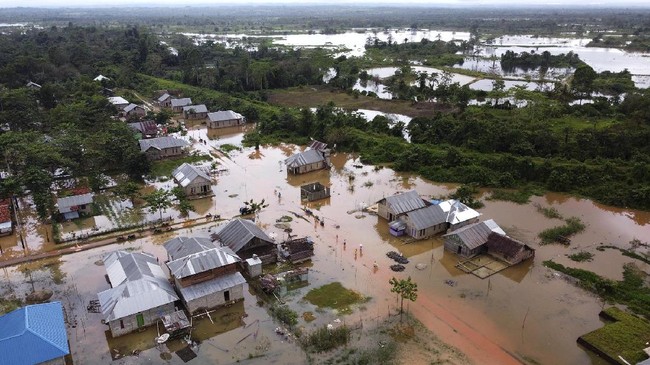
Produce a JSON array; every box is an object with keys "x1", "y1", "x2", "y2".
[
  {"x1": 108, "y1": 96, "x2": 129, "y2": 110},
  {"x1": 171, "y1": 98, "x2": 192, "y2": 112},
  {"x1": 157, "y1": 93, "x2": 172, "y2": 108},
  {"x1": 438, "y1": 199, "x2": 481, "y2": 231},
  {"x1": 211, "y1": 218, "x2": 277, "y2": 264},
  {"x1": 163, "y1": 237, "x2": 246, "y2": 313},
  {"x1": 400, "y1": 204, "x2": 449, "y2": 239},
  {"x1": 377, "y1": 190, "x2": 429, "y2": 222},
  {"x1": 97, "y1": 251, "x2": 178, "y2": 337},
  {"x1": 128, "y1": 120, "x2": 158, "y2": 139},
  {"x1": 172, "y1": 163, "x2": 211, "y2": 198},
  {"x1": 122, "y1": 103, "x2": 146, "y2": 119},
  {"x1": 139, "y1": 136, "x2": 189, "y2": 160},
  {"x1": 207, "y1": 110, "x2": 245, "y2": 129},
  {"x1": 443, "y1": 219, "x2": 506, "y2": 258},
  {"x1": 182, "y1": 104, "x2": 208, "y2": 120},
  {"x1": 485, "y1": 232, "x2": 535, "y2": 265},
  {"x1": 284, "y1": 140, "x2": 330, "y2": 175},
  {"x1": 56, "y1": 193, "x2": 94, "y2": 220},
  {"x1": 0, "y1": 301, "x2": 70, "y2": 365}
]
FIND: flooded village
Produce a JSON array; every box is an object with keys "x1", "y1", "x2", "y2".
[
  {"x1": 0, "y1": 5, "x2": 649, "y2": 365},
  {"x1": 0, "y1": 86, "x2": 648, "y2": 365}
]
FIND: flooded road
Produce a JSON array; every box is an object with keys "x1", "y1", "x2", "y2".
[{"x1": 1, "y1": 127, "x2": 649, "y2": 364}]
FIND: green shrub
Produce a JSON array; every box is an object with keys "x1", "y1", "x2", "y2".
[
  {"x1": 303, "y1": 325, "x2": 350, "y2": 353},
  {"x1": 269, "y1": 304, "x2": 298, "y2": 327}
]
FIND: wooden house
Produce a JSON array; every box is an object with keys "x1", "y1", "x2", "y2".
[
  {"x1": 400, "y1": 204, "x2": 449, "y2": 239},
  {"x1": 300, "y1": 182, "x2": 330, "y2": 202},
  {"x1": 485, "y1": 232, "x2": 535, "y2": 265},
  {"x1": 97, "y1": 251, "x2": 178, "y2": 337},
  {"x1": 139, "y1": 136, "x2": 189, "y2": 160},
  {"x1": 122, "y1": 103, "x2": 146, "y2": 119},
  {"x1": 443, "y1": 219, "x2": 506, "y2": 258},
  {"x1": 172, "y1": 163, "x2": 212, "y2": 198},
  {"x1": 0, "y1": 200, "x2": 12, "y2": 236},
  {"x1": 207, "y1": 110, "x2": 246, "y2": 129},
  {"x1": 56, "y1": 193, "x2": 94, "y2": 220},
  {"x1": 377, "y1": 190, "x2": 429, "y2": 222},
  {"x1": 164, "y1": 237, "x2": 246, "y2": 314},
  {"x1": 212, "y1": 218, "x2": 277, "y2": 264},
  {"x1": 280, "y1": 237, "x2": 314, "y2": 264},
  {"x1": 171, "y1": 98, "x2": 192, "y2": 113},
  {"x1": 26, "y1": 81, "x2": 42, "y2": 90},
  {"x1": 182, "y1": 104, "x2": 208, "y2": 120},
  {"x1": 157, "y1": 93, "x2": 172, "y2": 108},
  {"x1": 0, "y1": 302, "x2": 70, "y2": 365},
  {"x1": 127, "y1": 120, "x2": 158, "y2": 139},
  {"x1": 284, "y1": 140, "x2": 330, "y2": 175}
]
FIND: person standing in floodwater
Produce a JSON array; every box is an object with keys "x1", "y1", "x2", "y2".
[
  {"x1": 354, "y1": 248, "x2": 357, "y2": 260},
  {"x1": 343, "y1": 240, "x2": 346, "y2": 250}
]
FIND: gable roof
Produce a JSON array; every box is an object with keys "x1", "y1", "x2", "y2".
[
  {"x1": 108, "y1": 96, "x2": 128, "y2": 105},
  {"x1": 182, "y1": 104, "x2": 208, "y2": 114},
  {"x1": 167, "y1": 246, "x2": 240, "y2": 279},
  {"x1": 212, "y1": 218, "x2": 274, "y2": 253},
  {"x1": 94, "y1": 75, "x2": 110, "y2": 81},
  {"x1": 163, "y1": 236, "x2": 217, "y2": 261},
  {"x1": 208, "y1": 110, "x2": 244, "y2": 122},
  {"x1": 380, "y1": 190, "x2": 428, "y2": 215},
  {"x1": 172, "y1": 163, "x2": 211, "y2": 187},
  {"x1": 98, "y1": 251, "x2": 178, "y2": 322},
  {"x1": 157, "y1": 93, "x2": 171, "y2": 102},
  {"x1": 404, "y1": 204, "x2": 447, "y2": 230},
  {"x1": 171, "y1": 98, "x2": 192, "y2": 108},
  {"x1": 284, "y1": 149, "x2": 325, "y2": 168},
  {"x1": 443, "y1": 219, "x2": 505, "y2": 250},
  {"x1": 139, "y1": 136, "x2": 188, "y2": 152},
  {"x1": 0, "y1": 302, "x2": 70, "y2": 365},
  {"x1": 128, "y1": 120, "x2": 158, "y2": 136},
  {"x1": 177, "y1": 272, "x2": 246, "y2": 302},
  {"x1": 439, "y1": 199, "x2": 481, "y2": 225},
  {"x1": 56, "y1": 193, "x2": 94, "y2": 213},
  {"x1": 123, "y1": 103, "x2": 143, "y2": 113},
  {"x1": 308, "y1": 140, "x2": 328, "y2": 151},
  {"x1": 485, "y1": 232, "x2": 534, "y2": 259},
  {"x1": 26, "y1": 81, "x2": 41, "y2": 88}
]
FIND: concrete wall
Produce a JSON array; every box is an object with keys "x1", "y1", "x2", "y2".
[
  {"x1": 184, "y1": 111, "x2": 208, "y2": 120},
  {"x1": 288, "y1": 161, "x2": 325, "y2": 175},
  {"x1": 107, "y1": 302, "x2": 176, "y2": 337},
  {"x1": 180, "y1": 178, "x2": 211, "y2": 197},
  {"x1": 184, "y1": 283, "x2": 244, "y2": 314},
  {"x1": 145, "y1": 147, "x2": 185, "y2": 160}
]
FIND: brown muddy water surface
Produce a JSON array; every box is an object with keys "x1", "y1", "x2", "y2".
[{"x1": 1, "y1": 129, "x2": 649, "y2": 365}]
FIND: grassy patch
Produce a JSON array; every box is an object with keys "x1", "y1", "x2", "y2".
[
  {"x1": 543, "y1": 260, "x2": 650, "y2": 318},
  {"x1": 488, "y1": 189, "x2": 532, "y2": 204},
  {"x1": 579, "y1": 307, "x2": 650, "y2": 364},
  {"x1": 219, "y1": 143, "x2": 241, "y2": 154},
  {"x1": 0, "y1": 298, "x2": 23, "y2": 315},
  {"x1": 538, "y1": 217, "x2": 585, "y2": 244},
  {"x1": 149, "y1": 153, "x2": 212, "y2": 177},
  {"x1": 269, "y1": 304, "x2": 298, "y2": 327},
  {"x1": 302, "y1": 325, "x2": 350, "y2": 353},
  {"x1": 304, "y1": 282, "x2": 366, "y2": 314},
  {"x1": 533, "y1": 203, "x2": 564, "y2": 219},
  {"x1": 568, "y1": 251, "x2": 594, "y2": 262}
]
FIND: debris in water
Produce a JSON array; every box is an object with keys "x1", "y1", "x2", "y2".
[
  {"x1": 415, "y1": 263, "x2": 427, "y2": 270},
  {"x1": 387, "y1": 251, "x2": 409, "y2": 264},
  {"x1": 445, "y1": 279, "x2": 457, "y2": 287},
  {"x1": 390, "y1": 264, "x2": 405, "y2": 272}
]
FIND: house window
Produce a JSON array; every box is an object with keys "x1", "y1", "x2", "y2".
[
  {"x1": 120, "y1": 320, "x2": 124, "y2": 329},
  {"x1": 224, "y1": 290, "x2": 230, "y2": 302}
]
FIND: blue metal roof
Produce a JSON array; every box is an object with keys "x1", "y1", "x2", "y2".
[{"x1": 0, "y1": 302, "x2": 70, "y2": 365}]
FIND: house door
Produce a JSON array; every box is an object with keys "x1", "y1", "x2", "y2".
[
  {"x1": 388, "y1": 213, "x2": 394, "y2": 221},
  {"x1": 136, "y1": 313, "x2": 144, "y2": 327},
  {"x1": 457, "y1": 246, "x2": 462, "y2": 254},
  {"x1": 224, "y1": 290, "x2": 230, "y2": 302}
]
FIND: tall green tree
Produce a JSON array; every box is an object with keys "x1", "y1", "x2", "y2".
[
  {"x1": 389, "y1": 276, "x2": 418, "y2": 322},
  {"x1": 143, "y1": 189, "x2": 172, "y2": 221}
]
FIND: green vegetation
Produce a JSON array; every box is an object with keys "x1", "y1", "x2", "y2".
[
  {"x1": 219, "y1": 144, "x2": 241, "y2": 154},
  {"x1": 389, "y1": 276, "x2": 418, "y2": 322},
  {"x1": 544, "y1": 261, "x2": 650, "y2": 319},
  {"x1": 142, "y1": 189, "x2": 172, "y2": 221},
  {"x1": 599, "y1": 245, "x2": 650, "y2": 266},
  {"x1": 568, "y1": 251, "x2": 594, "y2": 262},
  {"x1": 149, "y1": 153, "x2": 212, "y2": 177},
  {"x1": 450, "y1": 184, "x2": 484, "y2": 209},
  {"x1": 0, "y1": 298, "x2": 23, "y2": 315},
  {"x1": 304, "y1": 282, "x2": 366, "y2": 314},
  {"x1": 538, "y1": 217, "x2": 586, "y2": 244},
  {"x1": 488, "y1": 188, "x2": 536, "y2": 204},
  {"x1": 302, "y1": 325, "x2": 351, "y2": 353},
  {"x1": 269, "y1": 304, "x2": 298, "y2": 327},
  {"x1": 500, "y1": 50, "x2": 583, "y2": 70},
  {"x1": 533, "y1": 203, "x2": 564, "y2": 219},
  {"x1": 579, "y1": 307, "x2": 650, "y2": 364}
]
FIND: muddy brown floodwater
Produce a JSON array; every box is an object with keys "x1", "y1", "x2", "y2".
[{"x1": 1, "y1": 130, "x2": 649, "y2": 365}]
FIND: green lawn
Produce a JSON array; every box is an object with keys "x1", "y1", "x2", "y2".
[{"x1": 149, "y1": 154, "x2": 212, "y2": 178}]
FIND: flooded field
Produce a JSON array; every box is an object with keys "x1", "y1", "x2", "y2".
[{"x1": 1, "y1": 126, "x2": 649, "y2": 365}]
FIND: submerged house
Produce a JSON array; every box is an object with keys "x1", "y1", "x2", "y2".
[
  {"x1": 97, "y1": 251, "x2": 178, "y2": 337},
  {"x1": 377, "y1": 190, "x2": 429, "y2": 222},
  {"x1": 207, "y1": 110, "x2": 245, "y2": 129},
  {"x1": 485, "y1": 232, "x2": 535, "y2": 265},
  {"x1": 212, "y1": 218, "x2": 277, "y2": 264},
  {"x1": 399, "y1": 204, "x2": 449, "y2": 239},
  {"x1": 443, "y1": 219, "x2": 506, "y2": 258},
  {"x1": 300, "y1": 182, "x2": 330, "y2": 202},
  {"x1": 0, "y1": 200, "x2": 12, "y2": 236},
  {"x1": 280, "y1": 237, "x2": 315, "y2": 264},
  {"x1": 171, "y1": 98, "x2": 192, "y2": 112},
  {"x1": 172, "y1": 163, "x2": 212, "y2": 198},
  {"x1": 164, "y1": 237, "x2": 246, "y2": 314},
  {"x1": 139, "y1": 136, "x2": 189, "y2": 160},
  {"x1": 56, "y1": 193, "x2": 94, "y2": 220},
  {"x1": 182, "y1": 104, "x2": 208, "y2": 120},
  {"x1": 0, "y1": 302, "x2": 70, "y2": 365},
  {"x1": 284, "y1": 140, "x2": 331, "y2": 175}
]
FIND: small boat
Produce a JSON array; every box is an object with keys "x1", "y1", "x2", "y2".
[{"x1": 156, "y1": 333, "x2": 170, "y2": 344}]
